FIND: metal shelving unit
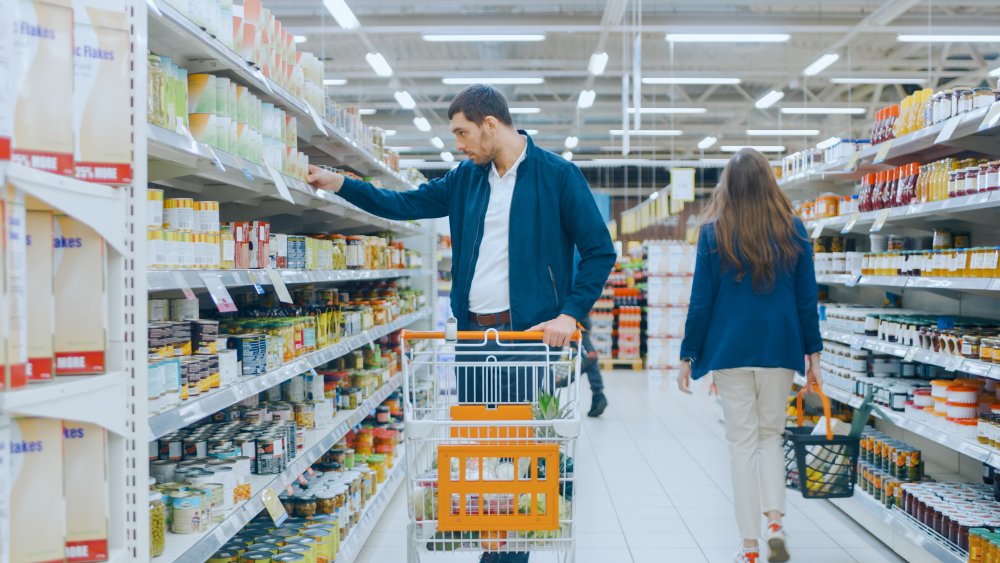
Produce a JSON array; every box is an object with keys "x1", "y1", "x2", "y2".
[
  {"x1": 147, "y1": 267, "x2": 419, "y2": 293},
  {"x1": 333, "y1": 449, "x2": 407, "y2": 563}
]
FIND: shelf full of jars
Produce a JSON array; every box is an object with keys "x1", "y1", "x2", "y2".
[{"x1": 781, "y1": 79, "x2": 1000, "y2": 563}]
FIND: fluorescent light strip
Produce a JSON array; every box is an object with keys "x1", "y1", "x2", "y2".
[
  {"x1": 642, "y1": 77, "x2": 741, "y2": 85},
  {"x1": 323, "y1": 0, "x2": 360, "y2": 30},
  {"x1": 562, "y1": 151, "x2": 573, "y2": 161},
  {"x1": 720, "y1": 145, "x2": 786, "y2": 152},
  {"x1": 780, "y1": 107, "x2": 865, "y2": 115},
  {"x1": 600, "y1": 145, "x2": 666, "y2": 152},
  {"x1": 430, "y1": 136, "x2": 444, "y2": 149},
  {"x1": 564, "y1": 136, "x2": 579, "y2": 150},
  {"x1": 383, "y1": 130, "x2": 397, "y2": 136},
  {"x1": 649, "y1": 191, "x2": 659, "y2": 200},
  {"x1": 588, "y1": 52, "x2": 609, "y2": 76},
  {"x1": 666, "y1": 33, "x2": 789, "y2": 43},
  {"x1": 755, "y1": 89, "x2": 784, "y2": 109},
  {"x1": 423, "y1": 33, "x2": 545, "y2": 42},
  {"x1": 898, "y1": 34, "x2": 1000, "y2": 43},
  {"x1": 366, "y1": 52, "x2": 394, "y2": 77},
  {"x1": 697, "y1": 136, "x2": 718, "y2": 150},
  {"x1": 803, "y1": 52, "x2": 839, "y2": 76},
  {"x1": 394, "y1": 90, "x2": 416, "y2": 110},
  {"x1": 609, "y1": 130, "x2": 683, "y2": 136},
  {"x1": 831, "y1": 77, "x2": 927, "y2": 85},
  {"x1": 525, "y1": 129, "x2": 539, "y2": 136},
  {"x1": 746, "y1": 129, "x2": 820, "y2": 136},
  {"x1": 358, "y1": 108, "x2": 376, "y2": 115},
  {"x1": 509, "y1": 107, "x2": 541, "y2": 114},
  {"x1": 628, "y1": 107, "x2": 707, "y2": 114},
  {"x1": 323, "y1": 78, "x2": 347, "y2": 86},
  {"x1": 440, "y1": 152, "x2": 455, "y2": 162},
  {"x1": 578, "y1": 90, "x2": 596, "y2": 109},
  {"x1": 442, "y1": 77, "x2": 544, "y2": 85},
  {"x1": 294, "y1": 35, "x2": 308, "y2": 44},
  {"x1": 413, "y1": 117, "x2": 432, "y2": 132}
]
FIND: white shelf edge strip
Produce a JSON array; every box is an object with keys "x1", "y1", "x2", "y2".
[
  {"x1": 148, "y1": 307, "x2": 429, "y2": 440},
  {"x1": 147, "y1": 268, "x2": 418, "y2": 292}
]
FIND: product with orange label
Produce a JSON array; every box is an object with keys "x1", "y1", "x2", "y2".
[
  {"x1": 53, "y1": 215, "x2": 107, "y2": 374},
  {"x1": 11, "y1": 0, "x2": 76, "y2": 176},
  {"x1": 9, "y1": 417, "x2": 66, "y2": 563},
  {"x1": 2, "y1": 185, "x2": 28, "y2": 389},
  {"x1": 25, "y1": 207, "x2": 55, "y2": 382},
  {"x1": 63, "y1": 421, "x2": 109, "y2": 563}
]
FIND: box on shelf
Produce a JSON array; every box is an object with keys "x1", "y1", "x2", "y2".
[
  {"x1": 11, "y1": 0, "x2": 75, "y2": 176},
  {"x1": 252, "y1": 220, "x2": 270, "y2": 269},
  {"x1": 10, "y1": 417, "x2": 66, "y2": 563},
  {"x1": 646, "y1": 306, "x2": 688, "y2": 338},
  {"x1": 3, "y1": 185, "x2": 28, "y2": 389},
  {"x1": 647, "y1": 336, "x2": 683, "y2": 368},
  {"x1": 231, "y1": 221, "x2": 251, "y2": 269},
  {"x1": 646, "y1": 276, "x2": 692, "y2": 306},
  {"x1": 25, "y1": 207, "x2": 55, "y2": 382},
  {"x1": 73, "y1": 0, "x2": 132, "y2": 184},
  {"x1": 63, "y1": 421, "x2": 109, "y2": 563},
  {"x1": 54, "y1": 214, "x2": 107, "y2": 374},
  {"x1": 646, "y1": 243, "x2": 695, "y2": 274}
]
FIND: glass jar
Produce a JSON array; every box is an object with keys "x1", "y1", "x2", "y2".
[
  {"x1": 345, "y1": 236, "x2": 364, "y2": 270},
  {"x1": 316, "y1": 491, "x2": 337, "y2": 515},
  {"x1": 150, "y1": 492, "x2": 166, "y2": 557},
  {"x1": 975, "y1": 87, "x2": 995, "y2": 109},
  {"x1": 294, "y1": 495, "x2": 318, "y2": 518}
]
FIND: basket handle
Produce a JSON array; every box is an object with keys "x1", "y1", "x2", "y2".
[
  {"x1": 795, "y1": 383, "x2": 834, "y2": 441},
  {"x1": 402, "y1": 330, "x2": 582, "y2": 341}
]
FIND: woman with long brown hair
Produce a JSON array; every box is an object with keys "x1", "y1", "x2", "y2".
[{"x1": 678, "y1": 149, "x2": 823, "y2": 563}]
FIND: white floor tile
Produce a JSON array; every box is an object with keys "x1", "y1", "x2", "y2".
[
  {"x1": 632, "y1": 547, "x2": 709, "y2": 563},
  {"x1": 624, "y1": 530, "x2": 699, "y2": 549},
  {"x1": 574, "y1": 547, "x2": 634, "y2": 563}
]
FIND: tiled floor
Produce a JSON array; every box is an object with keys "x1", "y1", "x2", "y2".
[{"x1": 356, "y1": 370, "x2": 906, "y2": 563}]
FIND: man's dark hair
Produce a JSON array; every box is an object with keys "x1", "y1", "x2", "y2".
[{"x1": 447, "y1": 84, "x2": 513, "y2": 126}]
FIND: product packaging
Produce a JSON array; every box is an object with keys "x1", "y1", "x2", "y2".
[
  {"x1": 11, "y1": 0, "x2": 75, "y2": 176},
  {"x1": 0, "y1": 0, "x2": 13, "y2": 159},
  {"x1": 231, "y1": 221, "x2": 251, "y2": 269},
  {"x1": 9, "y1": 417, "x2": 66, "y2": 563},
  {"x1": 219, "y1": 225, "x2": 235, "y2": 269},
  {"x1": 269, "y1": 233, "x2": 287, "y2": 268},
  {"x1": 251, "y1": 220, "x2": 270, "y2": 269},
  {"x1": 73, "y1": 0, "x2": 132, "y2": 184},
  {"x1": 53, "y1": 215, "x2": 107, "y2": 374},
  {"x1": 2, "y1": 185, "x2": 28, "y2": 389},
  {"x1": 63, "y1": 421, "x2": 109, "y2": 562},
  {"x1": 25, "y1": 207, "x2": 55, "y2": 381}
]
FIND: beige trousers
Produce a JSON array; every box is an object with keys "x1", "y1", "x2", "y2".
[{"x1": 714, "y1": 367, "x2": 796, "y2": 540}]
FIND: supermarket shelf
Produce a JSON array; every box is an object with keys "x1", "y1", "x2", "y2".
[
  {"x1": 148, "y1": 125, "x2": 423, "y2": 235},
  {"x1": 856, "y1": 104, "x2": 999, "y2": 168},
  {"x1": 157, "y1": 373, "x2": 404, "y2": 563},
  {"x1": 829, "y1": 487, "x2": 966, "y2": 563},
  {"x1": 818, "y1": 273, "x2": 1000, "y2": 294},
  {"x1": 333, "y1": 448, "x2": 407, "y2": 563},
  {"x1": 778, "y1": 157, "x2": 867, "y2": 191},
  {"x1": 0, "y1": 372, "x2": 129, "y2": 436},
  {"x1": 148, "y1": 307, "x2": 429, "y2": 440},
  {"x1": 806, "y1": 190, "x2": 1000, "y2": 235},
  {"x1": 146, "y1": 0, "x2": 415, "y2": 190},
  {"x1": 147, "y1": 268, "x2": 417, "y2": 293},
  {"x1": 1, "y1": 162, "x2": 126, "y2": 253}
]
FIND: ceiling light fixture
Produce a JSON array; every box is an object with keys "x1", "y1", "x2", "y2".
[
  {"x1": 628, "y1": 107, "x2": 707, "y2": 114},
  {"x1": 649, "y1": 191, "x2": 659, "y2": 200},
  {"x1": 394, "y1": 90, "x2": 416, "y2": 110},
  {"x1": 831, "y1": 77, "x2": 927, "y2": 84},
  {"x1": 642, "y1": 77, "x2": 741, "y2": 85},
  {"x1": 422, "y1": 33, "x2": 545, "y2": 42},
  {"x1": 564, "y1": 136, "x2": 579, "y2": 150},
  {"x1": 666, "y1": 33, "x2": 790, "y2": 43},
  {"x1": 509, "y1": 107, "x2": 541, "y2": 114},
  {"x1": 609, "y1": 129, "x2": 683, "y2": 136},
  {"x1": 755, "y1": 89, "x2": 784, "y2": 109},
  {"x1": 365, "y1": 52, "x2": 393, "y2": 77},
  {"x1": 383, "y1": 130, "x2": 397, "y2": 136},
  {"x1": 803, "y1": 52, "x2": 840, "y2": 76},
  {"x1": 746, "y1": 129, "x2": 820, "y2": 136},
  {"x1": 430, "y1": 136, "x2": 444, "y2": 149},
  {"x1": 562, "y1": 151, "x2": 573, "y2": 161},
  {"x1": 578, "y1": 90, "x2": 597, "y2": 109},
  {"x1": 697, "y1": 136, "x2": 718, "y2": 150},
  {"x1": 322, "y1": 0, "x2": 360, "y2": 30},
  {"x1": 588, "y1": 52, "x2": 609, "y2": 76},
  {"x1": 720, "y1": 145, "x2": 786, "y2": 152},
  {"x1": 525, "y1": 129, "x2": 539, "y2": 135},
  {"x1": 440, "y1": 152, "x2": 455, "y2": 162},
  {"x1": 358, "y1": 108, "x2": 376, "y2": 115},
  {"x1": 780, "y1": 107, "x2": 865, "y2": 115},
  {"x1": 990, "y1": 67, "x2": 1000, "y2": 78},
  {"x1": 442, "y1": 77, "x2": 544, "y2": 85},
  {"x1": 413, "y1": 117, "x2": 432, "y2": 132},
  {"x1": 816, "y1": 137, "x2": 841, "y2": 150},
  {"x1": 897, "y1": 34, "x2": 1000, "y2": 43},
  {"x1": 323, "y1": 78, "x2": 347, "y2": 86},
  {"x1": 294, "y1": 35, "x2": 308, "y2": 44}
]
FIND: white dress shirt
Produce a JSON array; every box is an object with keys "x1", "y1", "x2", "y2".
[{"x1": 467, "y1": 137, "x2": 528, "y2": 314}]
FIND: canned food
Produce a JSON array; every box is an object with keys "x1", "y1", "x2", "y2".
[
  {"x1": 159, "y1": 436, "x2": 183, "y2": 461},
  {"x1": 169, "y1": 491, "x2": 205, "y2": 534},
  {"x1": 208, "y1": 550, "x2": 239, "y2": 563}
]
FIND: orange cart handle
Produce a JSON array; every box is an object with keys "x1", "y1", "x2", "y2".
[
  {"x1": 795, "y1": 383, "x2": 834, "y2": 441},
  {"x1": 402, "y1": 330, "x2": 582, "y2": 341}
]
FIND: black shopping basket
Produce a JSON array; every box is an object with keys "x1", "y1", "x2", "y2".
[{"x1": 784, "y1": 384, "x2": 859, "y2": 499}]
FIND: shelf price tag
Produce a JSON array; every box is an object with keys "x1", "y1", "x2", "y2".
[
  {"x1": 261, "y1": 486, "x2": 288, "y2": 526},
  {"x1": 844, "y1": 151, "x2": 861, "y2": 171},
  {"x1": 266, "y1": 165, "x2": 295, "y2": 203},
  {"x1": 247, "y1": 270, "x2": 266, "y2": 295},
  {"x1": 935, "y1": 115, "x2": 963, "y2": 144},
  {"x1": 171, "y1": 272, "x2": 196, "y2": 300},
  {"x1": 988, "y1": 279, "x2": 1000, "y2": 292},
  {"x1": 869, "y1": 209, "x2": 891, "y2": 233},
  {"x1": 845, "y1": 274, "x2": 862, "y2": 288},
  {"x1": 242, "y1": 168, "x2": 255, "y2": 182},
  {"x1": 903, "y1": 347, "x2": 918, "y2": 363},
  {"x1": 980, "y1": 102, "x2": 1000, "y2": 132},
  {"x1": 841, "y1": 212, "x2": 861, "y2": 234},
  {"x1": 850, "y1": 336, "x2": 865, "y2": 350},
  {"x1": 945, "y1": 356, "x2": 964, "y2": 372},
  {"x1": 264, "y1": 268, "x2": 293, "y2": 303},
  {"x1": 873, "y1": 140, "x2": 894, "y2": 164},
  {"x1": 199, "y1": 273, "x2": 238, "y2": 312},
  {"x1": 906, "y1": 201, "x2": 925, "y2": 215},
  {"x1": 811, "y1": 220, "x2": 826, "y2": 239},
  {"x1": 306, "y1": 103, "x2": 330, "y2": 137},
  {"x1": 250, "y1": 68, "x2": 274, "y2": 94}
]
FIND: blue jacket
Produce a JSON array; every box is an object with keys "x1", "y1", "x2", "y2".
[
  {"x1": 338, "y1": 132, "x2": 616, "y2": 330},
  {"x1": 680, "y1": 218, "x2": 822, "y2": 379}
]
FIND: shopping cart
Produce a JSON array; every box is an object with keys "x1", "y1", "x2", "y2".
[{"x1": 401, "y1": 328, "x2": 581, "y2": 562}]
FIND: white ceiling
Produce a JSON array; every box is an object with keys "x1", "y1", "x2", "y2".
[{"x1": 269, "y1": 0, "x2": 1000, "y2": 165}]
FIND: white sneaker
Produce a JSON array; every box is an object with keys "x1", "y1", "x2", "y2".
[
  {"x1": 734, "y1": 547, "x2": 760, "y2": 563},
  {"x1": 765, "y1": 522, "x2": 790, "y2": 562}
]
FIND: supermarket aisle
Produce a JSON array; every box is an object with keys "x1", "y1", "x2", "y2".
[{"x1": 357, "y1": 371, "x2": 905, "y2": 563}]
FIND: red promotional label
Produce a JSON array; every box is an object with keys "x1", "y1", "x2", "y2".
[
  {"x1": 27, "y1": 357, "x2": 54, "y2": 382},
  {"x1": 3, "y1": 362, "x2": 27, "y2": 389},
  {"x1": 74, "y1": 162, "x2": 132, "y2": 185},
  {"x1": 54, "y1": 351, "x2": 106, "y2": 375},
  {"x1": 0, "y1": 137, "x2": 10, "y2": 160},
  {"x1": 11, "y1": 149, "x2": 74, "y2": 177},
  {"x1": 66, "y1": 539, "x2": 109, "y2": 563}
]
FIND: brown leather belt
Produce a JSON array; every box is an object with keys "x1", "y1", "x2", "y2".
[{"x1": 468, "y1": 310, "x2": 511, "y2": 327}]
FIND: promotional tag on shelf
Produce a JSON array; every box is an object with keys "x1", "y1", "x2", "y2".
[
  {"x1": 307, "y1": 468, "x2": 316, "y2": 477},
  {"x1": 945, "y1": 357, "x2": 964, "y2": 372},
  {"x1": 841, "y1": 212, "x2": 861, "y2": 234},
  {"x1": 903, "y1": 347, "x2": 918, "y2": 363},
  {"x1": 980, "y1": 102, "x2": 1000, "y2": 132},
  {"x1": 285, "y1": 485, "x2": 295, "y2": 495},
  {"x1": 989, "y1": 279, "x2": 1000, "y2": 292},
  {"x1": 298, "y1": 475, "x2": 309, "y2": 486},
  {"x1": 250, "y1": 68, "x2": 274, "y2": 94},
  {"x1": 266, "y1": 165, "x2": 295, "y2": 204},
  {"x1": 175, "y1": 125, "x2": 200, "y2": 154},
  {"x1": 261, "y1": 486, "x2": 288, "y2": 526},
  {"x1": 850, "y1": 336, "x2": 865, "y2": 350},
  {"x1": 845, "y1": 274, "x2": 862, "y2": 288},
  {"x1": 870, "y1": 209, "x2": 891, "y2": 233},
  {"x1": 247, "y1": 270, "x2": 266, "y2": 295},
  {"x1": 873, "y1": 140, "x2": 894, "y2": 164},
  {"x1": 811, "y1": 221, "x2": 825, "y2": 239},
  {"x1": 306, "y1": 103, "x2": 330, "y2": 137},
  {"x1": 906, "y1": 201, "x2": 925, "y2": 215},
  {"x1": 172, "y1": 272, "x2": 197, "y2": 300},
  {"x1": 199, "y1": 273, "x2": 238, "y2": 312},
  {"x1": 844, "y1": 151, "x2": 861, "y2": 171},
  {"x1": 242, "y1": 168, "x2": 255, "y2": 182},
  {"x1": 935, "y1": 115, "x2": 963, "y2": 144},
  {"x1": 264, "y1": 268, "x2": 293, "y2": 303},
  {"x1": 208, "y1": 149, "x2": 226, "y2": 173}
]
